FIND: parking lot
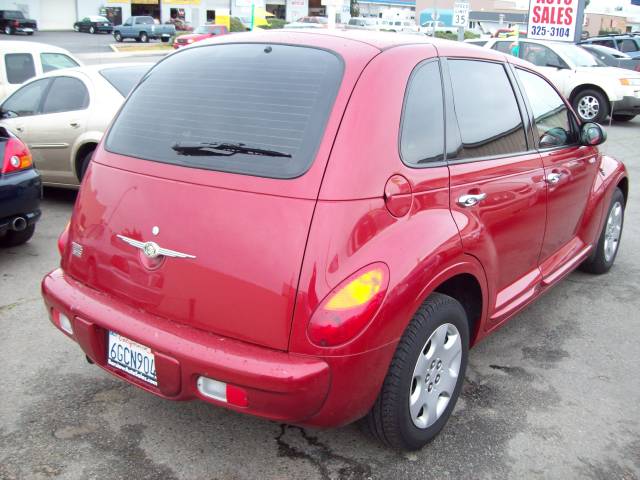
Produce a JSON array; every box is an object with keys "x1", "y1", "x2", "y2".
[{"x1": 0, "y1": 82, "x2": 638, "y2": 480}]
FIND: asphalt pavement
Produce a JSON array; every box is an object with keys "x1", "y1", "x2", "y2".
[{"x1": 0, "y1": 87, "x2": 639, "y2": 479}]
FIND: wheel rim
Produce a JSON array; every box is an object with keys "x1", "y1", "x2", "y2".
[
  {"x1": 90, "y1": 26, "x2": 95, "y2": 33},
  {"x1": 409, "y1": 323, "x2": 462, "y2": 429},
  {"x1": 74, "y1": 25, "x2": 79, "y2": 31},
  {"x1": 4, "y1": 26, "x2": 10, "y2": 34},
  {"x1": 603, "y1": 201, "x2": 623, "y2": 262},
  {"x1": 578, "y1": 95, "x2": 600, "y2": 120}
]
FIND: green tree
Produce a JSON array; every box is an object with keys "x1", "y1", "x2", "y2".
[{"x1": 350, "y1": 0, "x2": 360, "y2": 18}]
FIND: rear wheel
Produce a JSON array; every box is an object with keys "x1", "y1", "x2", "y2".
[
  {"x1": 78, "y1": 149, "x2": 94, "y2": 181},
  {"x1": 89, "y1": 25, "x2": 96, "y2": 34},
  {"x1": 363, "y1": 293, "x2": 469, "y2": 450},
  {"x1": 4, "y1": 25, "x2": 12, "y2": 35},
  {"x1": 0, "y1": 225, "x2": 35, "y2": 247},
  {"x1": 139, "y1": 31, "x2": 149, "y2": 43},
  {"x1": 114, "y1": 31, "x2": 123, "y2": 42},
  {"x1": 572, "y1": 89, "x2": 609, "y2": 123},
  {"x1": 580, "y1": 188, "x2": 625, "y2": 274},
  {"x1": 612, "y1": 114, "x2": 636, "y2": 122},
  {"x1": 73, "y1": 24, "x2": 79, "y2": 32}
]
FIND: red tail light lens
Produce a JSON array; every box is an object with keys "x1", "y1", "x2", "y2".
[
  {"x1": 307, "y1": 263, "x2": 389, "y2": 347},
  {"x1": 1, "y1": 137, "x2": 33, "y2": 174}
]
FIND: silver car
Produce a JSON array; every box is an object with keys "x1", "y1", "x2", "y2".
[{"x1": 0, "y1": 63, "x2": 150, "y2": 187}]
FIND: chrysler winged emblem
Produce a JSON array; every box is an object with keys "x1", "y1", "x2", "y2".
[{"x1": 116, "y1": 235, "x2": 196, "y2": 259}]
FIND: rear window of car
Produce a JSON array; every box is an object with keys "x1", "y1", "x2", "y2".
[
  {"x1": 40, "y1": 53, "x2": 79, "y2": 73},
  {"x1": 106, "y1": 44, "x2": 344, "y2": 179},
  {"x1": 99, "y1": 65, "x2": 150, "y2": 97}
]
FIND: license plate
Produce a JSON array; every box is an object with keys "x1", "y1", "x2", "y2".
[{"x1": 107, "y1": 331, "x2": 157, "y2": 385}]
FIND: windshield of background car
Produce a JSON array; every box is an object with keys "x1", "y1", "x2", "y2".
[
  {"x1": 554, "y1": 43, "x2": 603, "y2": 67},
  {"x1": 105, "y1": 44, "x2": 344, "y2": 179},
  {"x1": 100, "y1": 65, "x2": 150, "y2": 96},
  {"x1": 90, "y1": 16, "x2": 109, "y2": 22}
]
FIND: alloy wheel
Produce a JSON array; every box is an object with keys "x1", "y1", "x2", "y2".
[
  {"x1": 578, "y1": 95, "x2": 600, "y2": 121},
  {"x1": 604, "y1": 201, "x2": 623, "y2": 262},
  {"x1": 409, "y1": 323, "x2": 462, "y2": 429}
]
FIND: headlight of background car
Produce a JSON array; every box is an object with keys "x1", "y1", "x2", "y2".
[{"x1": 619, "y1": 78, "x2": 640, "y2": 86}]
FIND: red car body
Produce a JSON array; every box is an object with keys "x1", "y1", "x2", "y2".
[
  {"x1": 42, "y1": 31, "x2": 627, "y2": 430},
  {"x1": 173, "y1": 24, "x2": 228, "y2": 48}
]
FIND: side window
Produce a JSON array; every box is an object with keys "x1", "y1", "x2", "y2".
[
  {"x1": 124, "y1": 18, "x2": 132, "y2": 26},
  {"x1": 400, "y1": 61, "x2": 444, "y2": 166},
  {"x1": 520, "y1": 43, "x2": 567, "y2": 68},
  {"x1": 5, "y1": 53, "x2": 36, "y2": 84},
  {"x1": 448, "y1": 60, "x2": 527, "y2": 160},
  {"x1": 516, "y1": 68, "x2": 576, "y2": 148},
  {"x1": 492, "y1": 41, "x2": 514, "y2": 54},
  {"x1": 618, "y1": 39, "x2": 639, "y2": 53},
  {"x1": 41, "y1": 77, "x2": 89, "y2": 114},
  {"x1": 40, "y1": 53, "x2": 79, "y2": 73},
  {"x1": 1, "y1": 79, "x2": 50, "y2": 117},
  {"x1": 594, "y1": 39, "x2": 616, "y2": 49}
]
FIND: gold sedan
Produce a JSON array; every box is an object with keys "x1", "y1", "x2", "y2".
[{"x1": 0, "y1": 63, "x2": 150, "y2": 187}]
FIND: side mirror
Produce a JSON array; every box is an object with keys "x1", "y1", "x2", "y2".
[
  {"x1": 539, "y1": 127, "x2": 569, "y2": 148},
  {"x1": 580, "y1": 122, "x2": 606, "y2": 146}
]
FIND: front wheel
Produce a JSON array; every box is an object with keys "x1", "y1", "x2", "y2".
[
  {"x1": 4, "y1": 25, "x2": 12, "y2": 35},
  {"x1": 114, "y1": 31, "x2": 123, "y2": 42},
  {"x1": 572, "y1": 89, "x2": 609, "y2": 123},
  {"x1": 363, "y1": 292, "x2": 469, "y2": 450},
  {"x1": 580, "y1": 188, "x2": 625, "y2": 274},
  {"x1": 89, "y1": 25, "x2": 96, "y2": 34},
  {"x1": 612, "y1": 114, "x2": 636, "y2": 122},
  {"x1": 139, "y1": 32, "x2": 149, "y2": 43},
  {"x1": 73, "y1": 24, "x2": 79, "y2": 32}
]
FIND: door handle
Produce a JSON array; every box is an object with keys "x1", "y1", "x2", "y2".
[
  {"x1": 70, "y1": 122, "x2": 80, "y2": 128},
  {"x1": 15, "y1": 125, "x2": 24, "y2": 132},
  {"x1": 457, "y1": 192, "x2": 487, "y2": 207},
  {"x1": 546, "y1": 172, "x2": 562, "y2": 185}
]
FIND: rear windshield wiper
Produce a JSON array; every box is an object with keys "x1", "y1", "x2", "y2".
[{"x1": 172, "y1": 141, "x2": 292, "y2": 158}]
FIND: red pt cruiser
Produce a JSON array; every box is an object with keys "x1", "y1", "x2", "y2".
[{"x1": 42, "y1": 31, "x2": 628, "y2": 450}]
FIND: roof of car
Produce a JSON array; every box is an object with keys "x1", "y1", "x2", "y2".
[{"x1": 0, "y1": 41, "x2": 75, "y2": 55}]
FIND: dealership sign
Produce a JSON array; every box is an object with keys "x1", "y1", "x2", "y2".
[{"x1": 527, "y1": 0, "x2": 579, "y2": 42}]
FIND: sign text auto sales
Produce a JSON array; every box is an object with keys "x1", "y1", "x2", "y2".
[{"x1": 527, "y1": 0, "x2": 580, "y2": 42}]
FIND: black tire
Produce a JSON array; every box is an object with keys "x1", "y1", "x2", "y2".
[
  {"x1": 612, "y1": 114, "x2": 636, "y2": 122},
  {"x1": 572, "y1": 89, "x2": 609, "y2": 123},
  {"x1": 26, "y1": 32, "x2": 33, "y2": 35},
  {"x1": 139, "y1": 32, "x2": 149, "y2": 43},
  {"x1": 0, "y1": 225, "x2": 35, "y2": 247},
  {"x1": 580, "y1": 188, "x2": 625, "y2": 274},
  {"x1": 89, "y1": 25, "x2": 96, "y2": 34},
  {"x1": 4, "y1": 25, "x2": 13, "y2": 35},
  {"x1": 363, "y1": 292, "x2": 469, "y2": 450},
  {"x1": 114, "y1": 31, "x2": 123, "y2": 42},
  {"x1": 78, "y1": 149, "x2": 94, "y2": 181}
]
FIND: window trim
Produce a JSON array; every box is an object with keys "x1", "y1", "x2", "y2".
[
  {"x1": 512, "y1": 65, "x2": 581, "y2": 153},
  {"x1": 397, "y1": 57, "x2": 447, "y2": 169},
  {"x1": 442, "y1": 57, "x2": 533, "y2": 165}
]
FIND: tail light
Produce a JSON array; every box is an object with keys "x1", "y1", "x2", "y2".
[
  {"x1": 307, "y1": 263, "x2": 389, "y2": 347},
  {"x1": 1, "y1": 136, "x2": 33, "y2": 174}
]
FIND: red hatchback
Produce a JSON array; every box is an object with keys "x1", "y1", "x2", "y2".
[
  {"x1": 173, "y1": 24, "x2": 228, "y2": 48},
  {"x1": 42, "y1": 30, "x2": 628, "y2": 450}
]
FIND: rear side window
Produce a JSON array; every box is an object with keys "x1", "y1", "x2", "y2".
[
  {"x1": 492, "y1": 41, "x2": 514, "y2": 54},
  {"x1": 618, "y1": 39, "x2": 639, "y2": 53},
  {"x1": 41, "y1": 77, "x2": 89, "y2": 114},
  {"x1": 448, "y1": 60, "x2": 527, "y2": 160},
  {"x1": 106, "y1": 44, "x2": 343, "y2": 179},
  {"x1": 40, "y1": 53, "x2": 79, "y2": 73},
  {"x1": 400, "y1": 61, "x2": 444, "y2": 165},
  {"x1": 5, "y1": 53, "x2": 36, "y2": 84},
  {"x1": 100, "y1": 65, "x2": 149, "y2": 96},
  {"x1": 516, "y1": 69, "x2": 576, "y2": 148}
]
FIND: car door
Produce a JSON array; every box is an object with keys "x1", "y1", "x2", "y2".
[
  {"x1": 19, "y1": 75, "x2": 90, "y2": 184},
  {"x1": 513, "y1": 67, "x2": 600, "y2": 282},
  {"x1": 0, "y1": 77, "x2": 51, "y2": 146},
  {"x1": 444, "y1": 57, "x2": 547, "y2": 328}
]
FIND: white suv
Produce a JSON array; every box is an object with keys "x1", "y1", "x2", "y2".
[{"x1": 483, "y1": 38, "x2": 640, "y2": 123}]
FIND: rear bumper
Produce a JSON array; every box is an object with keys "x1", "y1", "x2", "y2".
[
  {"x1": 42, "y1": 268, "x2": 396, "y2": 427},
  {"x1": 0, "y1": 168, "x2": 42, "y2": 234},
  {"x1": 613, "y1": 95, "x2": 640, "y2": 115}
]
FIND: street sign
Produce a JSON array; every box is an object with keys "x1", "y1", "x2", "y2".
[
  {"x1": 527, "y1": 0, "x2": 580, "y2": 42},
  {"x1": 452, "y1": 1, "x2": 469, "y2": 28}
]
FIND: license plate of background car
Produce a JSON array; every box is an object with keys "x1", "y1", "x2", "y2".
[{"x1": 107, "y1": 331, "x2": 157, "y2": 386}]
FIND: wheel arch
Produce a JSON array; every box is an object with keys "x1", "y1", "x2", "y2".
[
  {"x1": 617, "y1": 176, "x2": 629, "y2": 206},
  {"x1": 73, "y1": 141, "x2": 98, "y2": 181}
]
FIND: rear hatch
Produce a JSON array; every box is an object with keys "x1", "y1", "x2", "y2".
[{"x1": 64, "y1": 38, "x2": 370, "y2": 350}]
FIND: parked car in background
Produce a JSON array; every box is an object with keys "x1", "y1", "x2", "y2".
[
  {"x1": 420, "y1": 20, "x2": 454, "y2": 35},
  {"x1": 73, "y1": 15, "x2": 114, "y2": 34},
  {"x1": 173, "y1": 24, "x2": 228, "y2": 48},
  {"x1": 113, "y1": 16, "x2": 175, "y2": 43},
  {"x1": 580, "y1": 34, "x2": 640, "y2": 59},
  {"x1": 0, "y1": 64, "x2": 150, "y2": 187},
  {"x1": 42, "y1": 31, "x2": 627, "y2": 452},
  {"x1": 167, "y1": 18, "x2": 193, "y2": 32},
  {"x1": 0, "y1": 10, "x2": 36, "y2": 35},
  {"x1": 581, "y1": 44, "x2": 640, "y2": 72},
  {"x1": 464, "y1": 38, "x2": 488, "y2": 46},
  {"x1": 346, "y1": 17, "x2": 381, "y2": 30},
  {"x1": 381, "y1": 19, "x2": 418, "y2": 33},
  {"x1": 484, "y1": 38, "x2": 640, "y2": 122},
  {"x1": 0, "y1": 126, "x2": 40, "y2": 247},
  {"x1": 0, "y1": 42, "x2": 81, "y2": 101},
  {"x1": 283, "y1": 16, "x2": 328, "y2": 28}
]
